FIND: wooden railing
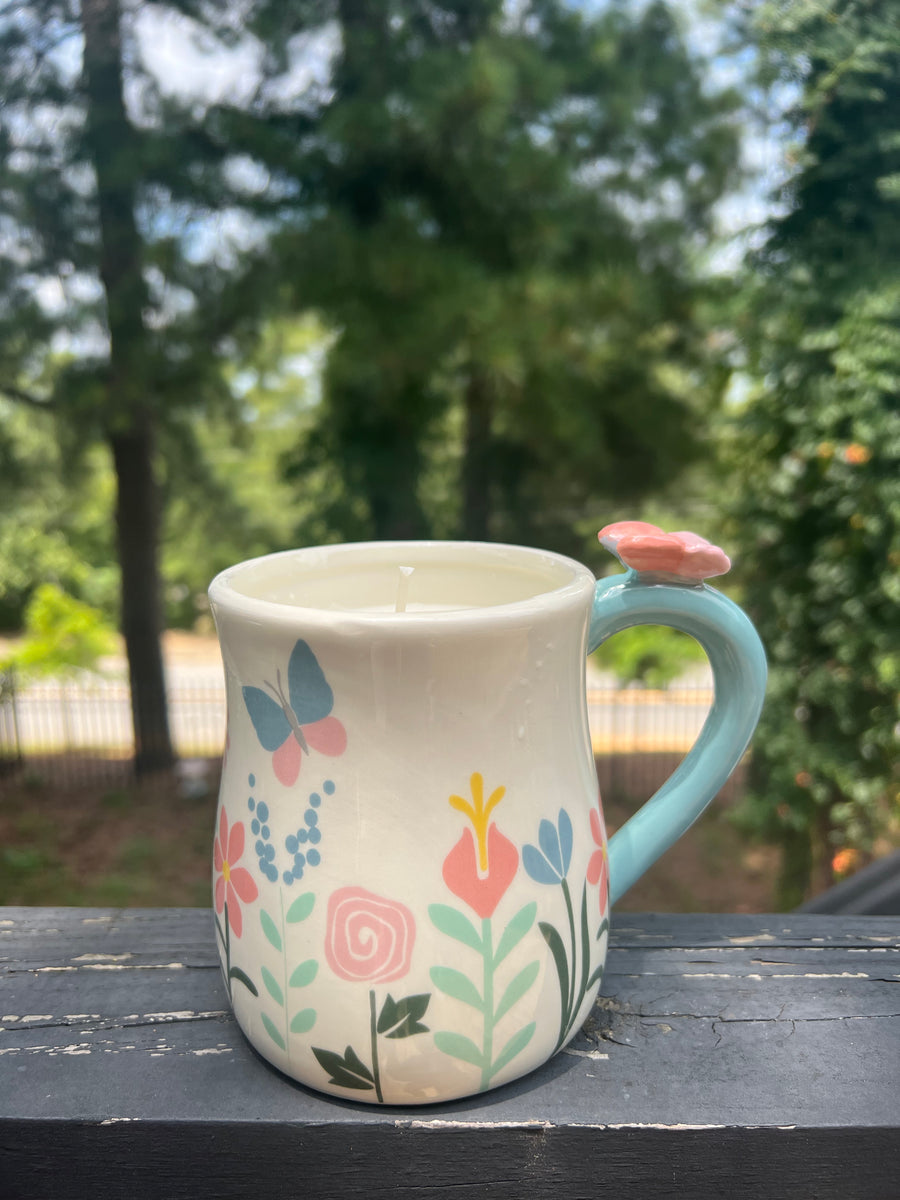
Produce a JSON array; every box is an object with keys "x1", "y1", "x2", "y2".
[{"x1": 1, "y1": 907, "x2": 897, "y2": 1198}]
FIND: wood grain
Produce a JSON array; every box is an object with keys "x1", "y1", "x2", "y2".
[{"x1": 1, "y1": 908, "x2": 898, "y2": 1198}]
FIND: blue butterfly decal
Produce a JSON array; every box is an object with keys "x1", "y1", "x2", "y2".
[{"x1": 242, "y1": 640, "x2": 347, "y2": 785}]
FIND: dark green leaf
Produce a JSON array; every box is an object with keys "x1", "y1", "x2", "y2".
[
  {"x1": 540, "y1": 920, "x2": 570, "y2": 1042},
  {"x1": 312, "y1": 1045, "x2": 375, "y2": 1091},
  {"x1": 228, "y1": 966, "x2": 258, "y2": 997},
  {"x1": 377, "y1": 992, "x2": 431, "y2": 1039}
]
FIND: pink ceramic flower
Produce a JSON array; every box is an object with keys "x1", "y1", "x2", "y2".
[
  {"x1": 214, "y1": 808, "x2": 259, "y2": 938},
  {"x1": 598, "y1": 521, "x2": 730, "y2": 580},
  {"x1": 325, "y1": 887, "x2": 416, "y2": 983}
]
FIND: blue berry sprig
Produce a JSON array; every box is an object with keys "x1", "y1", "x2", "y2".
[
  {"x1": 283, "y1": 779, "x2": 335, "y2": 886},
  {"x1": 247, "y1": 774, "x2": 278, "y2": 884}
]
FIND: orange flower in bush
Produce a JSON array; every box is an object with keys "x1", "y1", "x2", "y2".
[{"x1": 598, "y1": 520, "x2": 731, "y2": 580}]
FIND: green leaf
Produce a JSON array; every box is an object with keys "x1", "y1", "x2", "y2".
[
  {"x1": 433, "y1": 1031, "x2": 484, "y2": 1068},
  {"x1": 227, "y1": 966, "x2": 258, "y2": 997},
  {"x1": 577, "y1": 882, "x2": 591, "y2": 1018},
  {"x1": 377, "y1": 993, "x2": 431, "y2": 1039},
  {"x1": 596, "y1": 917, "x2": 610, "y2": 943},
  {"x1": 540, "y1": 920, "x2": 570, "y2": 1036},
  {"x1": 290, "y1": 1008, "x2": 316, "y2": 1034},
  {"x1": 586, "y1": 962, "x2": 605, "y2": 991},
  {"x1": 428, "y1": 904, "x2": 482, "y2": 951},
  {"x1": 490, "y1": 1022, "x2": 536, "y2": 1079},
  {"x1": 312, "y1": 1045, "x2": 375, "y2": 1091},
  {"x1": 261, "y1": 1012, "x2": 286, "y2": 1051},
  {"x1": 429, "y1": 966, "x2": 483, "y2": 1010},
  {"x1": 493, "y1": 961, "x2": 539, "y2": 1024},
  {"x1": 289, "y1": 959, "x2": 318, "y2": 988},
  {"x1": 260, "y1": 909, "x2": 282, "y2": 951},
  {"x1": 493, "y1": 902, "x2": 537, "y2": 966},
  {"x1": 261, "y1": 965, "x2": 284, "y2": 1006},
  {"x1": 286, "y1": 892, "x2": 315, "y2": 924}
]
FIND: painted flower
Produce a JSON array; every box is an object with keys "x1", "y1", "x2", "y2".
[
  {"x1": 325, "y1": 886, "x2": 415, "y2": 984},
  {"x1": 442, "y1": 773, "x2": 518, "y2": 919},
  {"x1": 587, "y1": 804, "x2": 609, "y2": 909},
  {"x1": 523, "y1": 809, "x2": 573, "y2": 885},
  {"x1": 598, "y1": 520, "x2": 731, "y2": 580},
  {"x1": 214, "y1": 807, "x2": 258, "y2": 938}
]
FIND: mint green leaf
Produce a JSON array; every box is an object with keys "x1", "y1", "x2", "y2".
[
  {"x1": 260, "y1": 909, "x2": 282, "y2": 951},
  {"x1": 290, "y1": 1008, "x2": 316, "y2": 1034},
  {"x1": 490, "y1": 1021, "x2": 536, "y2": 1079},
  {"x1": 286, "y1": 892, "x2": 315, "y2": 924},
  {"x1": 494, "y1": 902, "x2": 537, "y2": 965},
  {"x1": 261, "y1": 1012, "x2": 285, "y2": 1051},
  {"x1": 430, "y1": 966, "x2": 483, "y2": 1010},
  {"x1": 434, "y1": 1031, "x2": 484, "y2": 1068},
  {"x1": 428, "y1": 904, "x2": 482, "y2": 951},
  {"x1": 493, "y1": 961, "x2": 539, "y2": 1024},
  {"x1": 261, "y1": 965, "x2": 284, "y2": 1006},
  {"x1": 289, "y1": 959, "x2": 318, "y2": 988}
]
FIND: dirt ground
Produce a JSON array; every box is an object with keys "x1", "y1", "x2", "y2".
[{"x1": 0, "y1": 753, "x2": 779, "y2": 911}]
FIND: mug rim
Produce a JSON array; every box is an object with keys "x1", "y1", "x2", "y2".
[{"x1": 208, "y1": 539, "x2": 596, "y2": 632}]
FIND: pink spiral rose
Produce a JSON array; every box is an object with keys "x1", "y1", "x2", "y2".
[{"x1": 325, "y1": 887, "x2": 416, "y2": 983}]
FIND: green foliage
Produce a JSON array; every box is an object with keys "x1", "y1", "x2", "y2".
[
  {"x1": 593, "y1": 627, "x2": 706, "y2": 690},
  {"x1": 1, "y1": 584, "x2": 115, "y2": 679},
  {"x1": 727, "y1": 0, "x2": 900, "y2": 902},
  {"x1": 241, "y1": 0, "x2": 742, "y2": 554}
]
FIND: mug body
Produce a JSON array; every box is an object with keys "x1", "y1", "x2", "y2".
[{"x1": 210, "y1": 541, "x2": 609, "y2": 1104}]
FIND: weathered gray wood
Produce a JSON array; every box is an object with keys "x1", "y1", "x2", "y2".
[{"x1": 1, "y1": 908, "x2": 898, "y2": 1199}]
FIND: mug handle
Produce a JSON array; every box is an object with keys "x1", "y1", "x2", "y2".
[{"x1": 588, "y1": 572, "x2": 767, "y2": 905}]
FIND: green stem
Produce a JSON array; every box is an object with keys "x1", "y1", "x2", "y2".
[
  {"x1": 480, "y1": 917, "x2": 494, "y2": 1091},
  {"x1": 561, "y1": 879, "x2": 577, "y2": 1035},
  {"x1": 223, "y1": 900, "x2": 232, "y2": 1000},
  {"x1": 369, "y1": 989, "x2": 384, "y2": 1104},
  {"x1": 280, "y1": 891, "x2": 290, "y2": 1061}
]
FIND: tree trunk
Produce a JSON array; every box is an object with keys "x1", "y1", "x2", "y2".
[
  {"x1": 82, "y1": 0, "x2": 174, "y2": 774},
  {"x1": 462, "y1": 372, "x2": 493, "y2": 541}
]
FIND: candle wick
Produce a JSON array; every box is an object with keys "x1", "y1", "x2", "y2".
[{"x1": 395, "y1": 565, "x2": 414, "y2": 613}]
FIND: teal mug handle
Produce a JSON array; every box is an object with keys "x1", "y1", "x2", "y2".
[{"x1": 588, "y1": 571, "x2": 767, "y2": 905}]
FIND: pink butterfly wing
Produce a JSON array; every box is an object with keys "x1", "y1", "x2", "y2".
[
  {"x1": 272, "y1": 735, "x2": 303, "y2": 786},
  {"x1": 303, "y1": 716, "x2": 347, "y2": 758}
]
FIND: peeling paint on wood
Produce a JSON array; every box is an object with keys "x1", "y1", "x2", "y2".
[{"x1": 0, "y1": 908, "x2": 897, "y2": 1199}]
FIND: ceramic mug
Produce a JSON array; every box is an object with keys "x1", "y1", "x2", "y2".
[{"x1": 209, "y1": 525, "x2": 766, "y2": 1104}]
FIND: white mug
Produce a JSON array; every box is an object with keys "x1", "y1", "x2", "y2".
[{"x1": 209, "y1": 534, "x2": 765, "y2": 1104}]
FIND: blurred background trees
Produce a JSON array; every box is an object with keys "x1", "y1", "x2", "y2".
[
  {"x1": 0, "y1": 0, "x2": 896, "y2": 902},
  {"x1": 726, "y1": 0, "x2": 900, "y2": 904}
]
